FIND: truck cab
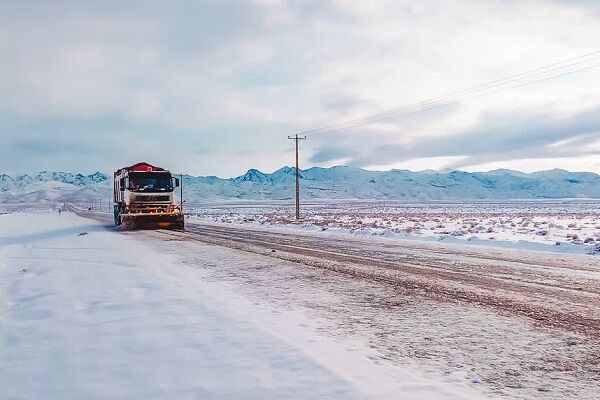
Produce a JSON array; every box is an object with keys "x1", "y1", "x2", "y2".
[{"x1": 114, "y1": 162, "x2": 184, "y2": 229}]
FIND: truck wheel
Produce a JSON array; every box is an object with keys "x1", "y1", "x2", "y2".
[{"x1": 113, "y1": 205, "x2": 121, "y2": 226}]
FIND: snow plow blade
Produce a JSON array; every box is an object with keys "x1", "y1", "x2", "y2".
[{"x1": 120, "y1": 212, "x2": 184, "y2": 230}]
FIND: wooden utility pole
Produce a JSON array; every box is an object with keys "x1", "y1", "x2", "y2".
[
  {"x1": 288, "y1": 134, "x2": 306, "y2": 220},
  {"x1": 180, "y1": 173, "x2": 183, "y2": 212}
]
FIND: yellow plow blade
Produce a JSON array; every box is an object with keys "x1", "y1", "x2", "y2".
[{"x1": 120, "y1": 212, "x2": 184, "y2": 230}]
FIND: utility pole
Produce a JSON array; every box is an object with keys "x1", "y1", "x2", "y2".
[{"x1": 288, "y1": 134, "x2": 306, "y2": 220}]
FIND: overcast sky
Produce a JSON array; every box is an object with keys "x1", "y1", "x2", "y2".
[{"x1": 1, "y1": 0, "x2": 600, "y2": 177}]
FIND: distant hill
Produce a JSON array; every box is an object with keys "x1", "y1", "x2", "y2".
[
  {"x1": 0, "y1": 171, "x2": 111, "y2": 203},
  {"x1": 2, "y1": 166, "x2": 600, "y2": 203}
]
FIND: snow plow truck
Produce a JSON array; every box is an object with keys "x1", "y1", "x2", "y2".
[{"x1": 113, "y1": 162, "x2": 184, "y2": 229}]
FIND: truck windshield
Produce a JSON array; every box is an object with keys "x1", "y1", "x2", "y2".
[{"x1": 128, "y1": 172, "x2": 173, "y2": 192}]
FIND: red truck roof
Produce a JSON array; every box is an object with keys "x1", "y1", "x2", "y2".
[{"x1": 115, "y1": 162, "x2": 167, "y2": 176}]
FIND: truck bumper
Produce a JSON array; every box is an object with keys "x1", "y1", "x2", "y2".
[{"x1": 120, "y1": 211, "x2": 185, "y2": 230}]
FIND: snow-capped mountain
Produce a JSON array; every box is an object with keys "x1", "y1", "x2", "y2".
[
  {"x1": 0, "y1": 172, "x2": 111, "y2": 203},
  {"x1": 1, "y1": 167, "x2": 600, "y2": 204},
  {"x1": 1, "y1": 171, "x2": 109, "y2": 188},
  {"x1": 181, "y1": 166, "x2": 600, "y2": 201}
]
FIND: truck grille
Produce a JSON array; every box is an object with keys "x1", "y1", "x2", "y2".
[
  {"x1": 135, "y1": 195, "x2": 170, "y2": 202},
  {"x1": 127, "y1": 204, "x2": 178, "y2": 213}
]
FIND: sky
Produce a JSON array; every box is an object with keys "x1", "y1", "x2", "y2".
[{"x1": 1, "y1": 0, "x2": 600, "y2": 177}]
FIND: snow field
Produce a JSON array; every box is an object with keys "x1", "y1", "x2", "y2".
[
  {"x1": 0, "y1": 211, "x2": 482, "y2": 400},
  {"x1": 149, "y1": 224, "x2": 600, "y2": 400},
  {"x1": 187, "y1": 200, "x2": 600, "y2": 255}
]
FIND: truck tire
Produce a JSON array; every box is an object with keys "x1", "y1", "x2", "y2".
[{"x1": 113, "y1": 205, "x2": 121, "y2": 226}]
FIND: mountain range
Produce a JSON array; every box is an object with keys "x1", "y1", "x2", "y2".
[{"x1": 1, "y1": 166, "x2": 600, "y2": 203}]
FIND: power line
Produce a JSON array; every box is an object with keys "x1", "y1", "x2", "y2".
[
  {"x1": 306, "y1": 62, "x2": 600, "y2": 138},
  {"x1": 300, "y1": 50, "x2": 600, "y2": 137},
  {"x1": 338, "y1": 56, "x2": 599, "y2": 128},
  {"x1": 303, "y1": 52, "x2": 600, "y2": 136},
  {"x1": 305, "y1": 58, "x2": 600, "y2": 136}
]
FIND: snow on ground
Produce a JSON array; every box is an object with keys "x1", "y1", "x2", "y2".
[
  {"x1": 186, "y1": 200, "x2": 600, "y2": 255},
  {"x1": 147, "y1": 220, "x2": 600, "y2": 399},
  {"x1": 0, "y1": 211, "x2": 482, "y2": 400}
]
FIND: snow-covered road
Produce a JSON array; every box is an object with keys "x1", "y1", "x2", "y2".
[
  {"x1": 0, "y1": 212, "x2": 479, "y2": 400},
  {"x1": 146, "y1": 221, "x2": 600, "y2": 399}
]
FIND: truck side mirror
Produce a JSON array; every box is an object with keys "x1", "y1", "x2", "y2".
[{"x1": 174, "y1": 178, "x2": 180, "y2": 187}]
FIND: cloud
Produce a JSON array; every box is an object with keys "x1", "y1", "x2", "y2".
[
  {"x1": 310, "y1": 145, "x2": 352, "y2": 163},
  {"x1": 319, "y1": 94, "x2": 373, "y2": 115},
  {"x1": 309, "y1": 105, "x2": 600, "y2": 169},
  {"x1": 2, "y1": 0, "x2": 600, "y2": 175}
]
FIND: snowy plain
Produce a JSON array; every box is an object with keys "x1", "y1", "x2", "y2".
[
  {"x1": 186, "y1": 200, "x2": 600, "y2": 256},
  {"x1": 0, "y1": 211, "x2": 484, "y2": 400},
  {"x1": 3, "y1": 168, "x2": 599, "y2": 253}
]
